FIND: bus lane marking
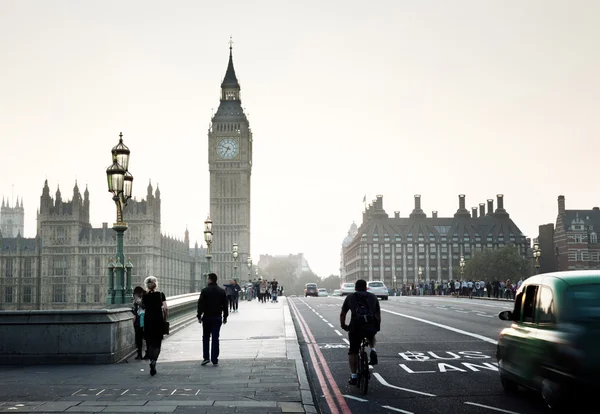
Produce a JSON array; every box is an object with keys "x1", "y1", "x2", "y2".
[
  {"x1": 464, "y1": 402, "x2": 521, "y2": 414},
  {"x1": 382, "y1": 405, "x2": 414, "y2": 414},
  {"x1": 372, "y1": 372, "x2": 436, "y2": 396}
]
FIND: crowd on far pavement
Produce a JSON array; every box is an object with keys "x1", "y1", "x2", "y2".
[{"x1": 393, "y1": 278, "x2": 524, "y2": 299}]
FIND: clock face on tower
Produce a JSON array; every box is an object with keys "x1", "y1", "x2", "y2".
[{"x1": 217, "y1": 138, "x2": 239, "y2": 159}]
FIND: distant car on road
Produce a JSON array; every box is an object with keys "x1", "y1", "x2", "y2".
[
  {"x1": 332, "y1": 289, "x2": 342, "y2": 296},
  {"x1": 340, "y1": 282, "x2": 355, "y2": 296},
  {"x1": 367, "y1": 281, "x2": 388, "y2": 300},
  {"x1": 304, "y1": 283, "x2": 318, "y2": 297},
  {"x1": 497, "y1": 270, "x2": 600, "y2": 411},
  {"x1": 318, "y1": 288, "x2": 328, "y2": 297}
]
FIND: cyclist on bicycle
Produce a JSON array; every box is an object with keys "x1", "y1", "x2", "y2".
[{"x1": 340, "y1": 279, "x2": 381, "y2": 385}]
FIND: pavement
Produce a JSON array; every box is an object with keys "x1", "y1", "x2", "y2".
[
  {"x1": 288, "y1": 295, "x2": 553, "y2": 414},
  {"x1": 0, "y1": 297, "x2": 316, "y2": 414}
]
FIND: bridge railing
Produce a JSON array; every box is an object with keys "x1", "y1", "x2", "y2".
[{"x1": 0, "y1": 292, "x2": 200, "y2": 365}]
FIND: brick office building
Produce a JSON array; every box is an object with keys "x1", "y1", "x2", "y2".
[
  {"x1": 342, "y1": 194, "x2": 529, "y2": 288},
  {"x1": 554, "y1": 195, "x2": 600, "y2": 271}
]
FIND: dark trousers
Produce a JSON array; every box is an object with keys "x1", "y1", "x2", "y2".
[
  {"x1": 202, "y1": 316, "x2": 223, "y2": 363},
  {"x1": 134, "y1": 325, "x2": 145, "y2": 356},
  {"x1": 233, "y1": 296, "x2": 239, "y2": 311},
  {"x1": 227, "y1": 295, "x2": 234, "y2": 310}
]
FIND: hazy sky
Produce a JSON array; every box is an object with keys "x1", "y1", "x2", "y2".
[{"x1": 1, "y1": 1, "x2": 599, "y2": 277}]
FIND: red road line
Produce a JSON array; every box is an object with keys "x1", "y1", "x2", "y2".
[
  {"x1": 290, "y1": 299, "x2": 340, "y2": 414},
  {"x1": 290, "y1": 299, "x2": 352, "y2": 414}
]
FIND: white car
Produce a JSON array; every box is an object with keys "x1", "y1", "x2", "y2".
[
  {"x1": 340, "y1": 282, "x2": 355, "y2": 296},
  {"x1": 318, "y1": 288, "x2": 328, "y2": 297},
  {"x1": 332, "y1": 289, "x2": 342, "y2": 296},
  {"x1": 367, "y1": 281, "x2": 388, "y2": 300}
]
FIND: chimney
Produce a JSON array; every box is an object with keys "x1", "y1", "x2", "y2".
[
  {"x1": 454, "y1": 194, "x2": 470, "y2": 218},
  {"x1": 558, "y1": 195, "x2": 565, "y2": 215},
  {"x1": 432, "y1": 211, "x2": 438, "y2": 218},
  {"x1": 494, "y1": 194, "x2": 508, "y2": 216},
  {"x1": 479, "y1": 203, "x2": 485, "y2": 218},
  {"x1": 487, "y1": 199, "x2": 494, "y2": 216},
  {"x1": 593, "y1": 207, "x2": 599, "y2": 211},
  {"x1": 394, "y1": 211, "x2": 400, "y2": 218},
  {"x1": 472, "y1": 207, "x2": 478, "y2": 218},
  {"x1": 409, "y1": 194, "x2": 426, "y2": 218}
]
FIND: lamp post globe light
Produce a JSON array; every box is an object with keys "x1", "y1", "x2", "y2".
[
  {"x1": 105, "y1": 132, "x2": 134, "y2": 305},
  {"x1": 533, "y1": 243, "x2": 542, "y2": 274},
  {"x1": 204, "y1": 216, "x2": 213, "y2": 287},
  {"x1": 460, "y1": 255, "x2": 466, "y2": 279},
  {"x1": 232, "y1": 242, "x2": 239, "y2": 280}
]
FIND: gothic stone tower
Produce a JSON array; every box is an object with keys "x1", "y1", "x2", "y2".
[
  {"x1": 208, "y1": 43, "x2": 253, "y2": 280},
  {"x1": 1, "y1": 197, "x2": 25, "y2": 237}
]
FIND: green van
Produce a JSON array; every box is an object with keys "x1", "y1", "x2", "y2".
[{"x1": 497, "y1": 270, "x2": 600, "y2": 411}]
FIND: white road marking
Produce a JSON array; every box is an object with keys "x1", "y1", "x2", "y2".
[
  {"x1": 334, "y1": 329, "x2": 343, "y2": 336},
  {"x1": 170, "y1": 389, "x2": 177, "y2": 395},
  {"x1": 343, "y1": 338, "x2": 350, "y2": 345},
  {"x1": 380, "y1": 308, "x2": 498, "y2": 345},
  {"x1": 120, "y1": 389, "x2": 129, "y2": 395},
  {"x1": 327, "y1": 322, "x2": 335, "y2": 328},
  {"x1": 71, "y1": 389, "x2": 82, "y2": 396},
  {"x1": 464, "y1": 402, "x2": 521, "y2": 414},
  {"x1": 382, "y1": 405, "x2": 414, "y2": 414},
  {"x1": 322, "y1": 319, "x2": 328, "y2": 322},
  {"x1": 477, "y1": 313, "x2": 493, "y2": 318},
  {"x1": 454, "y1": 310, "x2": 469, "y2": 313},
  {"x1": 373, "y1": 372, "x2": 436, "y2": 396},
  {"x1": 343, "y1": 394, "x2": 368, "y2": 402},
  {"x1": 96, "y1": 389, "x2": 105, "y2": 396}
]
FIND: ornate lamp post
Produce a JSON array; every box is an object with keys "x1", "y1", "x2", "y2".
[
  {"x1": 247, "y1": 256, "x2": 252, "y2": 281},
  {"x1": 459, "y1": 255, "x2": 466, "y2": 279},
  {"x1": 533, "y1": 243, "x2": 542, "y2": 274},
  {"x1": 105, "y1": 132, "x2": 133, "y2": 305},
  {"x1": 418, "y1": 266, "x2": 423, "y2": 282},
  {"x1": 204, "y1": 216, "x2": 213, "y2": 287},
  {"x1": 232, "y1": 242, "x2": 239, "y2": 280}
]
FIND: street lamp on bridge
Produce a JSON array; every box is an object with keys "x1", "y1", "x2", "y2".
[
  {"x1": 232, "y1": 242, "x2": 239, "y2": 280},
  {"x1": 204, "y1": 216, "x2": 213, "y2": 287},
  {"x1": 533, "y1": 243, "x2": 542, "y2": 274},
  {"x1": 247, "y1": 256, "x2": 252, "y2": 281},
  {"x1": 459, "y1": 255, "x2": 466, "y2": 280},
  {"x1": 105, "y1": 132, "x2": 134, "y2": 305}
]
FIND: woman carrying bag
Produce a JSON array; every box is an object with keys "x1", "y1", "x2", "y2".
[{"x1": 142, "y1": 276, "x2": 168, "y2": 376}]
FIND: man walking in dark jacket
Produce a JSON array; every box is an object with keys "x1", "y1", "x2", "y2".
[{"x1": 197, "y1": 273, "x2": 228, "y2": 366}]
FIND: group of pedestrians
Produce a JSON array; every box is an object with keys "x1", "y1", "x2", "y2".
[
  {"x1": 131, "y1": 276, "x2": 169, "y2": 376},
  {"x1": 244, "y1": 277, "x2": 282, "y2": 303},
  {"x1": 131, "y1": 272, "x2": 233, "y2": 375}
]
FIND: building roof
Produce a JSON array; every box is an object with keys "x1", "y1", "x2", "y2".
[
  {"x1": 213, "y1": 100, "x2": 248, "y2": 122},
  {"x1": 221, "y1": 46, "x2": 240, "y2": 89},
  {"x1": 559, "y1": 209, "x2": 600, "y2": 234},
  {"x1": 0, "y1": 237, "x2": 38, "y2": 252},
  {"x1": 351, "y1": 195, "x2": 527, "y2": 245}
]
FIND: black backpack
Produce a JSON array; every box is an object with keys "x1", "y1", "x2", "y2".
[{"x1": 354, "y1": 293, "x2": 376, "y2": 327}]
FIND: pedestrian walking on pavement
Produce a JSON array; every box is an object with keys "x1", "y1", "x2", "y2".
[
  {"x1": 142, "y1": 276, "x2": 168, "y2": 376},
  {"x1": 232, "y1": 280, "x2": 241, "y2": 312},
  {"x1": 131, "y1": 286, "x2": 149, "y2": 360},
  {"x1": 197, "y1": 273, "x2": 228, "y2": 366}
]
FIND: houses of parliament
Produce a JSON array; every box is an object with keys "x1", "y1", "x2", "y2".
[{"x1": 0, "y1": 181, "x2": 209, "y2": 310}]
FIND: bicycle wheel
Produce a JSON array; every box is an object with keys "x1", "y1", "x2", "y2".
[{"x1": 359, "y1": 350, "x2": 369, "y2": 394}]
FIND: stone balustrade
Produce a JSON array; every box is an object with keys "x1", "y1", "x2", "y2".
[{"x1": 0, "y1": 292, "x2": 200, "y2": 365}]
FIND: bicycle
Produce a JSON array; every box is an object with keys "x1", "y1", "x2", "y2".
[{"x1": 356, "y1": 336, "x2": 370, "y2": 394}]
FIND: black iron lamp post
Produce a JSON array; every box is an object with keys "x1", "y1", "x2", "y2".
[
  {"x1": 105, "y1": 132, "x2": 134, "y2": 305},
  {"x1": 533, "y1": 243, "x2": 542, "y2": 274},
  {"x1": 232, "y1": 242, "x2": 239, "y2": 280},
  {"x1": 204, "y1": 216, "x2": 213, "y2": 287},
  {"x1": 247, "y1": 256, "x2": 252, "y2": 281}
]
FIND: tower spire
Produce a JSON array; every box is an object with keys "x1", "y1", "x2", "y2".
[{"x1": 221, "y1": 37, "x2": 240, "y2": 90}]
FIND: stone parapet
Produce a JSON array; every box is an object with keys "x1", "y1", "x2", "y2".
[{"x1": 0, "y1": 292, "x2": 199, "y2": 365}]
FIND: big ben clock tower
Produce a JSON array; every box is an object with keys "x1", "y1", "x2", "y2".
[{"x1": 208, "y1": 41, "x2": 252, "y2": 280}]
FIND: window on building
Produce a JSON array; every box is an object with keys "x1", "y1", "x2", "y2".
[
  {"x1": 81, "y1": 257, "x2": 87, "y2": 276},
  {"x1": 4, "y1": 286, "x2": 13, "y2": 303},
  {"x1": 568, "y1": 251, "x2": 577, "y2": 261},
  {"x1": 23, "y1": 286, "x2": 32, "y2": 303},
  {"x1": 418, "y1": 244, "x2": 425, "y2": 253},
  {"x1": 5, "y1": 259, "x2": 13, "y2": 278},
  {"x1": 80, "y1": 285, "x2": 87, "y2": 303},
  {"x1": 52, "y1": 284, "x2": 67, "y2": 303},
  {"x1": 24, "y1": 258, "x2": 32, "y2": 278},
  {"x1": 591, "y1": 233, "x2": 598, "y2": 244},
  {"x1": 407, "y1": 245, "x2": 414, "y2": 254},
  {"x1": 430, "y1": 244, "x2": 437, "y2": 253}
]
